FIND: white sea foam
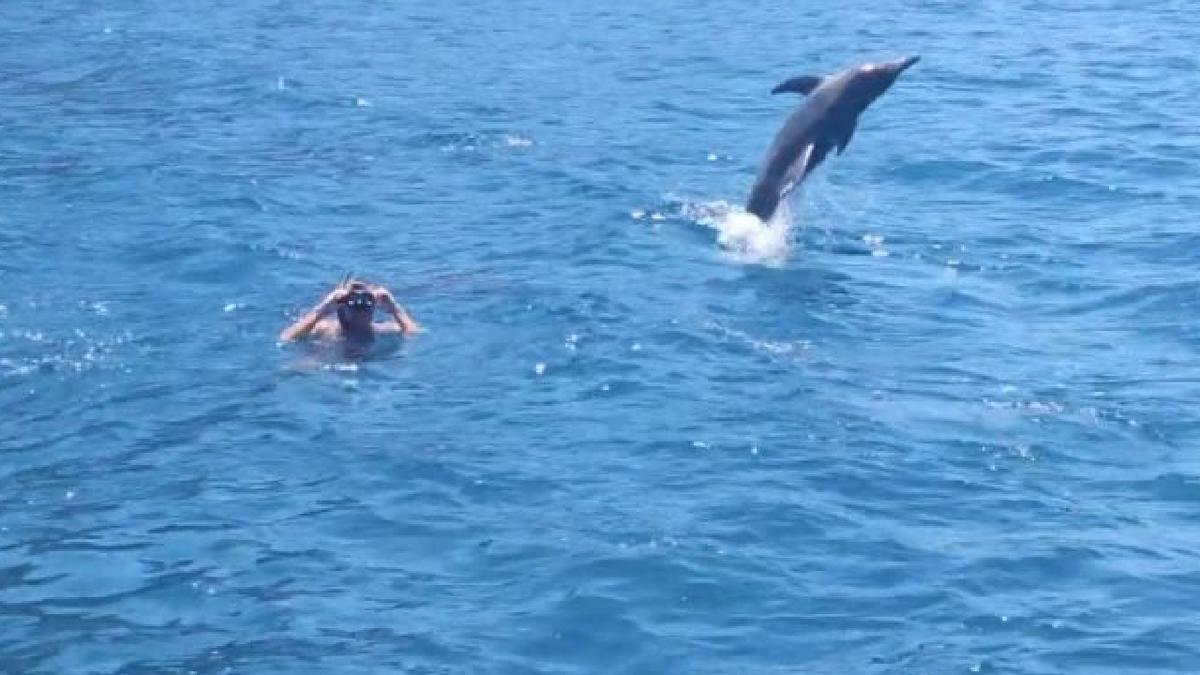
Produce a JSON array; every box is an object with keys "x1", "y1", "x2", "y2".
[
  {"x1": 680, "y1": 198, "x2": 796, "y2": 266},
  {"x1": 502, "y1": 134, "x2": 534, "y2": 148}
]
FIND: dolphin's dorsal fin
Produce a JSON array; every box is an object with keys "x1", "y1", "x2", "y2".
[{"x1": 770, "y1": 75, "x2": 823, "y2": 96}]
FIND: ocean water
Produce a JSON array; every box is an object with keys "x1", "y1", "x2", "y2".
[{"x1": 3, "y1": 1, "x2": 1200, "y2": 673}]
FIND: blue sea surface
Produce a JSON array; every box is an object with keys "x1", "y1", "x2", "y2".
[{"x1": 3, "y1": 1, "x2": 1200, "y2": 673}]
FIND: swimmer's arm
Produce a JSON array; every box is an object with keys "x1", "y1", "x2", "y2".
[
  {"x1": 279, "y1": 309, "x2": 325, "y2": 342},
  {"x1": 279, "y1": 291, "x2": 342, "y2": 342},
  {"x1": 374, "y1": 287, "x2": 421, "y2": 335},
  {"x1": 382, "y1": 304, "x2": 421, "y2": 335}
]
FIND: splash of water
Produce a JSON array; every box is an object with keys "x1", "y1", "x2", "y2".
[{"x1": 681, "y1": 198, "x2": 796, "y2": 266}]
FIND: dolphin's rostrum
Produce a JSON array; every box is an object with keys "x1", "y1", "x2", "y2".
[{"x1": 746, "y1": 56, "x2": 920, "y2": 222}]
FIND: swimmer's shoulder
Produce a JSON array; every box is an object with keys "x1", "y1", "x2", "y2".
[{"x1": 310, "y1": 320, "x2": 342, "y2": 342}]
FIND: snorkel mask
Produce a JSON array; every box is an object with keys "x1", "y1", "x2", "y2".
[
  {"x1": 336, "y1": 278, "x2": 376, "y2": 326},
  {"x1": 341, "y1": 287, "x2": 375, "y2": 310}
]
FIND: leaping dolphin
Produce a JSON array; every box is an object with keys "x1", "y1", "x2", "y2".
[{"x1": 745, "y1": 55, "x2": 920, "y2": 222}]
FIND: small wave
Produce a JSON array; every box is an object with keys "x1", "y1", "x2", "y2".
[
  {"x1": 0, "y1": 328, "x2": 132, "y2": 379},
  {"x1": 862, "y1": 233, "x2": 889, "y2": 258},
  {"x1": 706, "y1": 320, "x2": 812, "y2": 360},
  {"x1": 679, "y1": 199, "x2": 796, "y2": 267},
  {"x1": 502, "y1": 134, "x2": 534, "y2": 148},
  {"x1": 410, "y1": 131, "x2": 535, "y2": 153}
]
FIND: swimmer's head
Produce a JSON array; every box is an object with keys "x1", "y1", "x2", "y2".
[{"x1": 336, "y1": 282, "x2": 376, "y2": 331}]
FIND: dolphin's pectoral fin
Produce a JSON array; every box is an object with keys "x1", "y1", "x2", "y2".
[
  {"x1": 770, "y1": 75, "x2": 823, "y2": 96},
  {"x1": 834, "y1": 119, "x2": 858, "y2": 155}
]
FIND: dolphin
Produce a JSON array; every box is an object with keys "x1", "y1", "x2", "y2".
[{"x1": 745, "y1": 55, "x2": 920, "y2": 222}]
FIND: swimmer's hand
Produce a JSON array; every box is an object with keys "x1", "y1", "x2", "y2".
[
  {"x1": 373, "y1": 286, "x2": 421, "y2": 335},
  {"x1": 373, "y1": 287, "x2": 397, "y2": 312},
  {"x1": 318, "y1": 288, "x2": 350, "y2": 315}
]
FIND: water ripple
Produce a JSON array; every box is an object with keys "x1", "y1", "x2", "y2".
[{"x1": 2, "y1": 0, "x2": 1199, "y2": 673}]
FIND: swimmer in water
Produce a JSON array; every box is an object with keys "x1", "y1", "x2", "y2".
[{"x1": 279, "y1": 279, "x2": 420, "y2": 347}]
